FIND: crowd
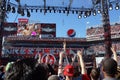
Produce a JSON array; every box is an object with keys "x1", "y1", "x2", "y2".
[
  {"x1": 86, "y1": 24, "x2": 120, "y2": 40},
  {"x1": 0, "y1": 41, "x2": 120, "y2": 80},
  {"x1": 87, "y1": 24, "x2": 120, "y2": 36},
  {"x1": 90, "y1": 43, "x2": 120, "y2": 53}
]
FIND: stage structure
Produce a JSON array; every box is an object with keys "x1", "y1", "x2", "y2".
[{"x1": 0, "y1": 0, "x2": 120, "y2": 58}]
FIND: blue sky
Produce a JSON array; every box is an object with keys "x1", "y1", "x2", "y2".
[{"x1": 7, "y1": 0, "x2": 120, "y2": 38}]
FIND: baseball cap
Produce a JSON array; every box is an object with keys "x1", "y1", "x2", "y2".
[{"x1": 63, "y1": 64, "x2": 74, "y2": 77}]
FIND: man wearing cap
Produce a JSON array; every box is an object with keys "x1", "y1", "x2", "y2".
[
  {"x1": 58, "y1": 51, "x2": 74, "y2": 80},
  {"x1": 57, "y1": 40, "x2": 90, "y2": 80},
  {"x1": 57, "y1": 50, "x2": 90, "y2": 80}
]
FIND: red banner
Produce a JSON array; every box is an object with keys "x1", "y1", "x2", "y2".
[{"x1": 18, "y1": 18, "x2": 28, "y2": 24}]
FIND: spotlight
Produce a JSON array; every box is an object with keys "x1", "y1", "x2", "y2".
[
  {"x1": 7, "y1": 4, "x2": 11, "y2": 11},
  {"x1": 53, "y1": 10, "x2": 56, "y2": 13},
  {"x1": 44, "y1": 9, "x2": 47, "y2": 13},
  {"x1": 97, "y1": 9, "x2": 101, "y2": 13},
  {"x1": 40, "y1": 9, "x2": 42, "y2": 12},
  {"x1": 31, "y1": 9, "x2": 33, "y2": 12},
  {"x1": 78, "y1": 11, "x2": 83, "y2": 18},
  {"x1": 83, "y1": 12, "x2": 87, "y2": 18},
  {"x1": 83, "y1": 15, "x2": 87, "y2": 18},
  {"x1": 115, "y1": 3, "x2": 119, "y2": 10},
  {"x1": 78, "y1": 14, "x2": 82, "y2": 19},
  {"x1": 109, "y1": 3, "x2": 113, "y2": 10},
  {"x1": 92, "y1": 10, "x2": 96, "y2": 16},
  {"x1": 84, "y1": 11, "x2": 88, "y2": 17},
  {"x1": 67, "y1": 10, "x2": 69, "y2": 14},
  {"x1": 79, "y1": 11, "x2": 83, "y2": 14},
  {"x1": 63, "y1": 10, "x2": 66, "y2": 13},
  {"x1": 27, "y1": 9, "x2": 30, "y2": 17},
  {"x1": 48, "y1": 6, "x2": 50, "y2": 10},
  {"x1": 72, "y1": 10, "x2": 74, "y2": 14},
  {"x1": 1, "y1": 5, "x2": 6, "y2": 11},
  {"x1": 59, "y1": 10, "x2": 61, "y2": 13},
  {"x1": 21, "y1": 9, "x2": 25, "y2": 16},
  {"x1": 11, "y1": 7, "x2": 16, "y2": 13},
  {"x1": 17, "y1": 6, "x2": 22, "y2": 14},
  {"x1": 87, "y1": 11, "x2": 91, "y2": 17},
  {"x1": 36, "y1": 9, "x2": 38, "y2": 12},
  {"x1": 75, "y1": 11, "x2": 78, "y2": 14},
  {"x1": 49, "y1": 9, "x2": 52, "y2": 13}
]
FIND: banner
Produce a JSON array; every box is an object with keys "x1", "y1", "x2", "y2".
[
  {"x1": 3, "y1": 48, "x2": 80, "y2": 55},
  {"x1": 3, "y1": 22, "x2": 17, "y2": 36},
  {"x1": 40, "y1": 23, "x2": 56, "y2": 37},
  {"x1": 18, "y1": 18, "x2": 28, "y2": 24}
]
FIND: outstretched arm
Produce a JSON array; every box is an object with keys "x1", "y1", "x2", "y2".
[
  {"x1": 38, "y1": 54, "x2": 42, "y2": 63},
  {"x1": 63, "y1": 39, "x2": 66, "y2": 52},
  {"x1": 77, "y1": 50, "x2": 90, "y2": 80},
  {"x1": 111, "y1": 46, "x2": 118, "y2": 62},
  {"x1": 58, "y1": 40, "x2": 66, "y2": 75},
  {"x1": 77, "y1": 50, "x2": 86, "y2": 74},
  {"x1": 58, "y1": 51, "x2": 64, "y2": 75}
]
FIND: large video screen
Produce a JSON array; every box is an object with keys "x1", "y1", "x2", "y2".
[{"x1": 17, "y1": 18, "x2": 56, "y2": 38}]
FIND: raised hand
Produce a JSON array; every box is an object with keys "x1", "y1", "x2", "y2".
[
  {"x1": 63, "y1": 39, "x2": 66, "y2": 52},
  {"x1": 77, "y1": 49, "x2": 84, "y2": 57},
  {"x1": 111, "y1": 45, "x2": 118, "y2": 62}
]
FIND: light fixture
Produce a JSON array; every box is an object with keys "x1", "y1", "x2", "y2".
[
  {"x1": 75, "y1": 11, "x2": 78, "y2": 14},
  {"x1": 1, "y1": 5, "x2": 6, "y2": 11},
  {"x1": 7, "y1": 4, "x2": 11, "y2": 11},
  {"x1": 40, "y1": 9, "x2": 42, "y2": 12},
  {"x1": 97, "y1": 9, "x2": 101, "y2": 13},
  {"x1": 87, "y1": 11, "x2": 91, "y2": 17},
  {"x1": 115, "y1": 3, "x2": 119, "y2": 10},
  {"x1": 36, "y1": 9, "x2": 38, "y2": 12},
  {"x1": 72, "y1": 10, "x2": 74, "y2": 14},
  {"x1": 53, "y1": 10, "x2": 56, "y2": 13},
  {"x1": 59, "y1": 10, "x2": 61, "y2": 13},
  {"x1": 67, "y1": 10, "x2": 69, "y2": 14},
  {"x1": 63, "y1": 10, "x2": 66, "y2": 13},
  {"x1": 31, "y1": 9, "x2": 33, "y2": 12},
  {"x1": 49, "y1": 9, "x2": 52, "y2": 13},
  {"x1": 17, "y1": 5, "x2": 22, "y2": 14},
  {"x1": 83, "y1": 11, "x2": 87, "y2": 18},
  {"x1": 109, "y1": 3, "x2": 113, "y2": 10},
  {"x1": 27, "y1": 9, "x2": 30, "y2": 17},
  {"x1": 92, "y1": 10, "x2": 96, "y2": 16},
  {"x1": 11, "y1": 7, "x2": 16, "y2": 13},
  {"x1": 78, "y1": 13, "x2": 82, "y2": 19},
  {"x1": 21, "y1": 9, "x2": 25, "y2": 16}
]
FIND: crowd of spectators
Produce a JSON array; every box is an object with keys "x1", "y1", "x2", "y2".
[
  {"x1": 0, "y1": 23, "x2": 120, "y2": 80},
  {"x1": 0, "y1": 42, "x2": 120, "y2": 80},
  {"x1": 86, "y1": 24, "x2": 120, "y2": 41},
  {"x1": 89, "y1": 42, "x2": 120, "y2": 54}
]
